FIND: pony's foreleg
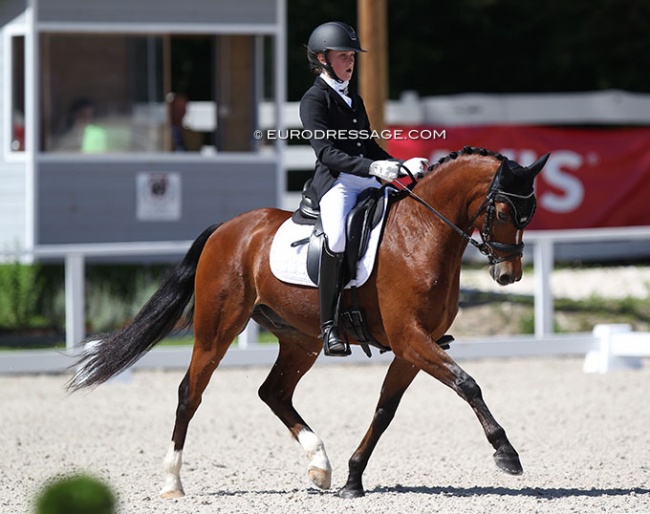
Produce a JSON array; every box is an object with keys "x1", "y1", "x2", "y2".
[
  {"x1": 257, "y1": 338, "x2": 331, "y2": 489},
  {"x1": 446, "y1": 358, "x2": 523, "y2": 475},
  {"x1": 339, "y1": 357, "x2": 419, "y2": 498},
  {"x1": 410, "y1": 346, "x2": 523, "y2": 476}
]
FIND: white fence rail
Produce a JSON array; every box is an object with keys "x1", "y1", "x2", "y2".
[{"x1": 2, "y1": 226, "x2": 650, "y2": 375}]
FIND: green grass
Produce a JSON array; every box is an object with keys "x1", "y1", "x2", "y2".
[{"x1": 458, "y1": 288, "x2": 650, "y2": 336}]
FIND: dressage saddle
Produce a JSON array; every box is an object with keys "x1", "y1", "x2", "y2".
[{"x1": 290, "y1": 180, "x2": 390, "y2": 355}]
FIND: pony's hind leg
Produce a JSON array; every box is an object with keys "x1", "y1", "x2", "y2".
[
  {"x1": 340, "y1": 357, "x2": 420, "y2": 498},
  {"x1": 161, "y1": 371, "x2": 192, "y2": 498},
  {"x1": 160, "y1": 347, "x2": 230, "y2": 498},
  {"x1": 257, "y1": 333, "x2": 332, "y2": 489},
  {"x1": 161, "y1": 295, "x2": 253, "y2": 498}
]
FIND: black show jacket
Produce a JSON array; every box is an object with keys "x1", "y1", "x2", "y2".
[{"x1": 299, "y1": 76, "x2": 392, "y2": 207}]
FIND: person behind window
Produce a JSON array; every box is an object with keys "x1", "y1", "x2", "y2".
[
  {"x1": 168, "y1": 92, "x2": 189, "y2": 152},
  {"x1": 12, "y1": 109, "x2": 25, "y2": 151},
  {"x1": 57, "y1": 98, "x2": 107, "y2": 153}
]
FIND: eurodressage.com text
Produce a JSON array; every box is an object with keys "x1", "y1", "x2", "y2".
[{"x1": 254, "y1": 128, "x2": 447, "y2": 141}]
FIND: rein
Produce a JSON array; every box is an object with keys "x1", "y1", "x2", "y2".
[{"x1": 395, "y1": 163, "x2": 524, "y2": 265}]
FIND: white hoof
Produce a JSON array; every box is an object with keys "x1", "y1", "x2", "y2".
[
  {"x1": 161, "y1": 444, "x2": 184, "y2": 499},
  {"x1": 298, "y1": 430, "x2": 332, "y2": 490},
  {"x1": 160, "y1": 488, "x2": 185, "y2": 499},
  {"x1": 308, "y1": 466, "x2": 332, "y2": 489}
]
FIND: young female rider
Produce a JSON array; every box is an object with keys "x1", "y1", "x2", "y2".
[{"x1": 300, "y1": 21, "x2": 427, "y2": 356}]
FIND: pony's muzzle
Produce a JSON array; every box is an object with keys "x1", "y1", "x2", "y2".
[{"x1": 490, "y1": 263, "x2": 522, "y2": 285}]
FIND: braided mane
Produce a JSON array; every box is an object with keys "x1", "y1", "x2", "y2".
[{"x1": 427, "y1": 146, "x2": 505, "y2": 173}]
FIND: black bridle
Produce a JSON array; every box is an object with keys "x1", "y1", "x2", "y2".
[{"x1": 395, "y1": 164, "x2": 533, "y2": 265}]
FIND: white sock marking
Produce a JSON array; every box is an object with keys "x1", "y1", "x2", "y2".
[
  {"x1": 160, "y1": 443, "x2": 184, "y2": 495},
  {"x1": 298, "y1": 429, "x2": 331, "y2": 472}
]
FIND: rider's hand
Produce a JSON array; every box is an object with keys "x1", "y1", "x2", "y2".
[
  {"x1": 369, "y1": 160, "x2": 401, "y2": 182},
  {"x1": 403, "y1": 157, "x2": 429, "y2": 178}
]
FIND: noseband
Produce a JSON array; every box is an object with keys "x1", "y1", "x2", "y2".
[
  {"x1": 396, "y1": 164, "x2": 535, "y2": 266},
  {"x1": 466, "y1": 188, "x2": 534, "y2": 265}
]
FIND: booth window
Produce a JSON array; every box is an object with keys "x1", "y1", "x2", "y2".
[
  {"x1": 40, "y1": 33, "x2": 270, "y2": 153},
  {"x1": 10, "y1": 36, "x2": 25, "y2": 152}
]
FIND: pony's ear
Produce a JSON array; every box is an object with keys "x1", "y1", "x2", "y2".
[{"x1": 527, "y1": 153, "x2": 550, "y2": 177}]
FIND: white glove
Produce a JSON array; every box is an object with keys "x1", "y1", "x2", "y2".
[
  {"x1": 369, "y1": 160, "x2": 401, "y2": 181},
  {"x1": 403, "y1": 157, "x2": 429, "y2": 178}
]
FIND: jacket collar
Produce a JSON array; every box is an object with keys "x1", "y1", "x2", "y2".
[
  {"x1": 314, "y1": 76, "x2": 355, "y2": 110},
  {"x1": 319, "y1": 72, "x2": 349, "y2": 96}
]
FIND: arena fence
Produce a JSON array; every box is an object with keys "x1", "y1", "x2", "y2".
[{"x1": 2, "y1": 226, "x2": 650, "y2": 375}]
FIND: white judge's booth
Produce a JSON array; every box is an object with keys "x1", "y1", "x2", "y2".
[{"x1": 0, "y1": 0, "x2": 286, "y2": 250}]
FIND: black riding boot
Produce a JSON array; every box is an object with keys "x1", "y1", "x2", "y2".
[{"x1": 319, "y1": 242, "x2": 350, "y2": 356}]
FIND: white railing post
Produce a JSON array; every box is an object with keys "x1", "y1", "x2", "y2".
[
  {"x1": 584, "y1": 323, "x2": 643, "y2": 373},
  {"x1": 533, "y1": 238, "x2": 554, "y2": 338},
  {"x1": 65, "y1": 253, "x2": 85, "y2": 352},
  {"x1": 238, "y1": 320, "x2": 259, "y2": 349}
]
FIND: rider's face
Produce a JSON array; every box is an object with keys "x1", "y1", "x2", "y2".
[{"x1": 320, "y1": 51, "x2": 355, "y2": 82}]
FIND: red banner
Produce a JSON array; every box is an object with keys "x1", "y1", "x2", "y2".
[{"x1": 387, "y1": 125, "x2": 650, "y2": 230}]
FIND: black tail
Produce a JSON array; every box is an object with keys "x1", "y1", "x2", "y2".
[{"x1": 67, "y1": 224, "x2": 221, "y2": 391}]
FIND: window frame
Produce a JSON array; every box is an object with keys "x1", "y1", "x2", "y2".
[
  {"x1": 37, "y1": 30, "x2": 275, "y2": 156},
  {"x1": 3, "y1": 26, "x2": 27, "y2": 162}
]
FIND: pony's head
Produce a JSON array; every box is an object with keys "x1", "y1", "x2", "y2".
[
  {"x1": 475, "y1": 152, "x2": 549, "y2": 285},
  {"x1": 396, "y1": 146, "x2": 548, "y2": 286}
]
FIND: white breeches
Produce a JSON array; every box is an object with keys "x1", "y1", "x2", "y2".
[{"x1": 319, "y1": 173, "x2": 380, "y2": 253}]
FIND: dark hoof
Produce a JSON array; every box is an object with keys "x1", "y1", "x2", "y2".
[
  {"x1": 337, "y1": 486, "x2": 365, "y2": 499},
  {"x1": 494, "y1": 448, "x2": 523, "y2": 475}
]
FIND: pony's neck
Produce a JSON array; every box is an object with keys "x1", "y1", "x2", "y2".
[
  {"x1": 410, "y1": 153, "x2": 499, "y2": 232},
  {"x1": 382, "y1": 151, "x2": 504, "y2": 308}
]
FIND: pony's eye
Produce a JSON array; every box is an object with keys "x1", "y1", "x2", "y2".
[{"x1": 497, "y1": 210, "x2": 511, "y2": 222}]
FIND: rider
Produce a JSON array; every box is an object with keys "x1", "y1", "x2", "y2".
[{"x1": 300, "y1": 21, "x2": 427, "y2": 357}]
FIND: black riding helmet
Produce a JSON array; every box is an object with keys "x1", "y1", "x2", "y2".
[{"x1": 306, "y1": 22, "x2": 366, "y2": 82}]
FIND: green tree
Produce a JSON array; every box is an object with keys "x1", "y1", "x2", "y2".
[
  {"x1": 0, "y1": 261, "x2": 42, "y2": 330},
  {"x1": 287, "y1": 0, "x2": 650, "y2": 100}
]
